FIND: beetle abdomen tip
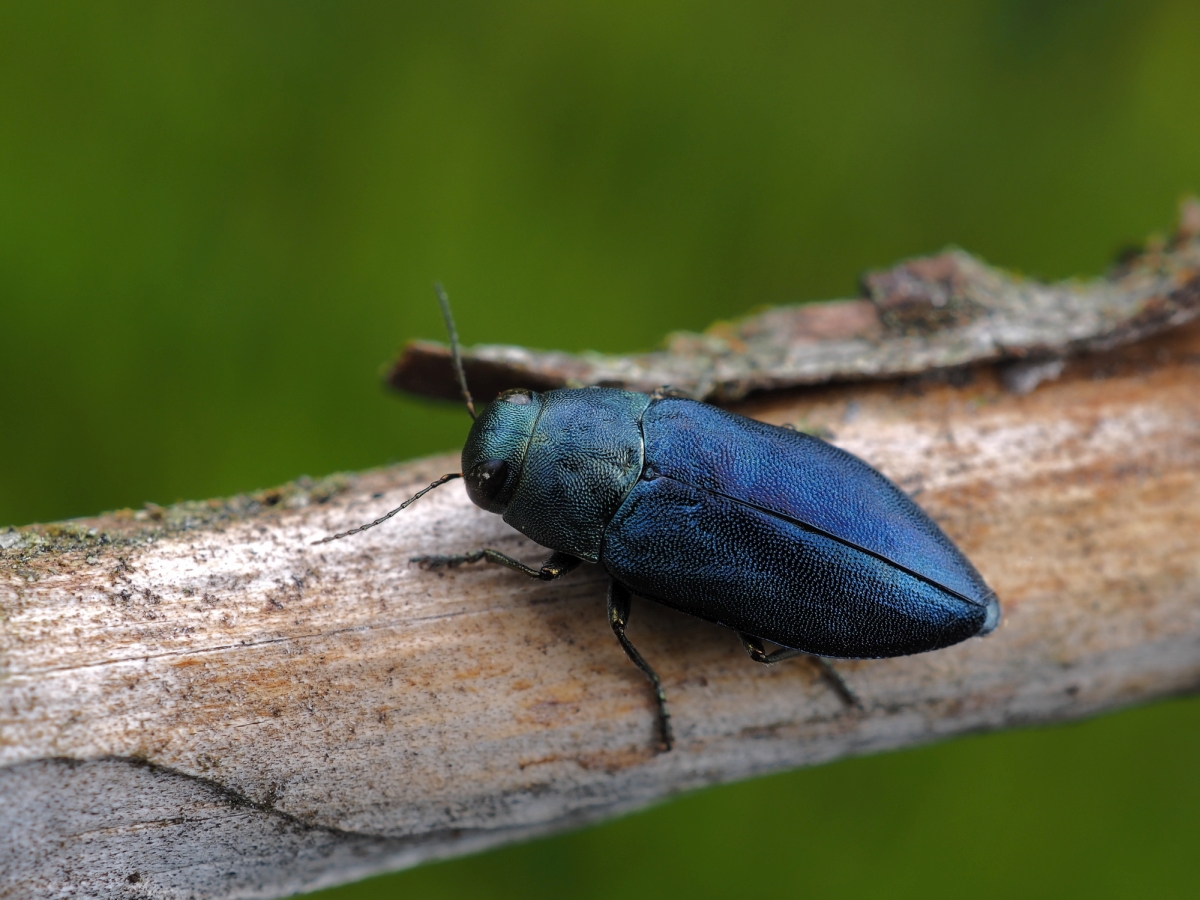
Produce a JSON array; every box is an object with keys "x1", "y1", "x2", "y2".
[{"x1": 978, "y1": 594, "x2": 1002, "y2": 636}]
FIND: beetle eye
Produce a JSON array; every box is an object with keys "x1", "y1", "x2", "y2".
[{"x1": 465, "y1": 458, "x2": 511, "y2": 509}]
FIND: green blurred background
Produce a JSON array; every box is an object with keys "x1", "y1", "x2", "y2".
[{"x1": 3, "y1": 1, "x2": 1199, "y2": 897}]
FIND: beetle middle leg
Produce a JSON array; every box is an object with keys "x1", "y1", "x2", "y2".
[
  {"x1": 608, "y1": 580, "x2": 673, "y2": 752},
  {"x1": 738, "y1": 633, "x2": 862, "y2": 710},
  {"x1": 413, "y1": 549, "x2": 580, "y2": 581}
]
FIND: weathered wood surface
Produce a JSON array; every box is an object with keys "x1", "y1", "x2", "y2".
[
  {"x1": 388, "y1": 201, "x2": 1200, "y2": 403},
  {"x1": 3, "y1": 315, "x2": 1200, "y2": 898}
]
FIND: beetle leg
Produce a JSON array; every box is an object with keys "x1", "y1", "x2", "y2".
[
  {"x1": 738, "y1": 633, "x2": 862, "y2": 710},
  {"x1": 739, "y1": 632, "x2": 801, "y2": 664},
  {"x1": 608, "y1": 581, "x2": 673, "y2": 752},
  {"x1": 412, "y1": 549, "x2": 580, "y2": 581},
  {"x1": 811, "y1": 657, "x2": 863, "y2": 709}
]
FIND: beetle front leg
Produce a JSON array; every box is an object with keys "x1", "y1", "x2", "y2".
[
  {"x1": 608, "y1": 581, "x2": 673, "y2": 752},
  {"x1": 738, "y1": 633, "x2": 862, "y2": 710},
  {"x1": 413, "y1": 549, "x2": 580, "y2": 581}
]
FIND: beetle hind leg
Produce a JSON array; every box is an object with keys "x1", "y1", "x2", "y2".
[
  {"x1": 738, "y1": 633, "x2": 862, "y2": 710},
  {"x1": 608, "y1": 581, "x2": 673, "y2": 752}
]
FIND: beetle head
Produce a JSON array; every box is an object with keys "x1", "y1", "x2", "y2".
[{"x1": 460, "y1": 389, "x2": 542, "y2": 513}]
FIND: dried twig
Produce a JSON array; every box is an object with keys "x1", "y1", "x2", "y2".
[{"x1": 388, "y1": 201, "x2": 1200, "y2": 402}]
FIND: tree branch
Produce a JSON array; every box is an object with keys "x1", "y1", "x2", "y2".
[{"x1": 5, "y1": 211, "x2": 1200, "y2": 898}]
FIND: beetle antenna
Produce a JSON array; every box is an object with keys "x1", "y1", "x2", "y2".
[
  {"x1": 434, "y1": 283, "x2": 476, "y2": 420},
  {"x1": 311, "y1": 473, "x2": 463, "y2": 544}
]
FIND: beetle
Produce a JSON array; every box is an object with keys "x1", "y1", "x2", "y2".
[{"x1": 317, "y1": 287, "x2": 1000, "y2": 751}]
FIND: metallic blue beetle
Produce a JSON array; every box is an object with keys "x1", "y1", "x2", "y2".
[{"x1": 321, "y1": 293, "x2": 1000, "y2": 751}]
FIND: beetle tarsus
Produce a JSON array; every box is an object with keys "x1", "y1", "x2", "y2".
[
  {"x1": 608, "y1": 581, "x2": 673, "y2": 752},
  {"x1": 412, "y1": 548, "x2": 580, "y2": 582},
  {"x1": 739, "y1": 633, "x2": 862, "y2": 710}
]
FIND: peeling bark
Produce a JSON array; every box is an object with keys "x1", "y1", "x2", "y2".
[
  {"x1": 388, "y1": 200, "x2": 1200, "y2": 403},
  {"x1": 5, "y1": 227, "x2": 1200, "y2": 898}
]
